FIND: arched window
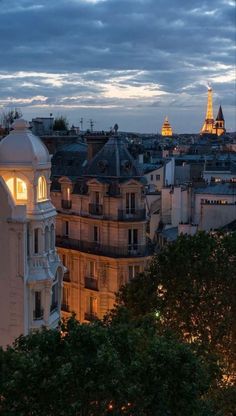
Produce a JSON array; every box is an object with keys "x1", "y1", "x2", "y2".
[
  {"x1": 50, "y1": 224, "x2": 55, "y2": 250},
  {"x1": 45, "y1": 226, "x2": 50, "y2": 252},
  {"x1": 37, "y1": 176, "x2": 47, "y2": 201},
  {"x1": 6, "y1": 177, "x2": 27, "y2": 200}
]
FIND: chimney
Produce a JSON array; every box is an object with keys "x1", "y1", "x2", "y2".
[{"x1": 86, "y1": 133, "x2": 109, "y2": 161}]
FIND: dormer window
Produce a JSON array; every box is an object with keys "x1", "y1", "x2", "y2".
[
  {"x1": 6, "y1": 177, "x2": 27, "y2": 200},
  {"x1": 37, "y1": 176, "x2": 47, "y2": 201}
]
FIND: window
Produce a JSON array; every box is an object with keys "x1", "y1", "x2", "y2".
[
  {"x1": 34, "y1": 228, "x2": 39, "y2": 254},
  {"x1": 93, "y1": 226, "x2": 100, "y2": 243},
  {"x1": 6, "y1": 177, "x2": 27, "y2": 200},
  {"x1": 51, "y1": 274, "x2": 58, "y2": 313},
  {"x1": 128, "y1": 229, "x2": 138, "y2": 250},
  {"x1": 50, "y1": 224, "x2": 55, "y2": 250},
  {"x1": 88, "y1": 260, "x2": 96, "y2": 277},
  {"x1": 27, "y1": 225, "x2": 30, "y2": 256},
  {"x1": 128, "y1": 265, "x2": 140, "y2": 280},
  {"x1": 86, "y1": 296, "x2": 97, "y2": 315},
  {"x1": 37, "y1": 176, "x2": 47, "y2": 201},
  {"x1": 45, "y1": 226, "x2": 50, "y2": 252},
  {"x1": 34, "y1": 291, "x2": 43, "y2": 320},
  {"x1": 126, "y1": 192, "x2": 135, "y2": 214},
  {"x1": 63, "y1": 221, "x2": 69, "y2": 237},
  {"x1": 95, "y1": 191, "x2": 100, "y2": 205},
  {"x1": 150, "y1": 174, "x2": 153, "y2": 181},
  {"x1": 62, "y1": 287, "x2": 70, "y2": 311},
  {"x1": 156, "y1": 174, "x2": 160, "y2": 181}
]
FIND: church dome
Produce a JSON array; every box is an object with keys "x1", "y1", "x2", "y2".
[{"x1": 0, "y1": 119, "x2": 50, "y2": 167}]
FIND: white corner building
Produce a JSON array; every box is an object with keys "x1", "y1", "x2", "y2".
[{"x1": 0, "y1": 119, "x2": 63, "y2": 348}]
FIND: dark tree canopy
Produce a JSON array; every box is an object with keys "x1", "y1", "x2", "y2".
[
  {"x1": 113, "y1": 232, "x2": 236, "y2": 402},
  {"x1": 53, "y1": 115, "x2": 69, "y2": 131},
  {"x1": 0, "y1": 317, "x2": 216, "y2": 416}
]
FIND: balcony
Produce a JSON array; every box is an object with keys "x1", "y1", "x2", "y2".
[
  {"x1": 56, "y1": 236, "x2": 148, "y2": 258},
  {"x1": 85, "y1": 277, "x2": 98, "y2": 291},
  {"x1": 84, "y1": 312, "x2": 98, "y2": 321},
  {"x1": 61, "y1": 200, "x2": 72, "y2": 209},
  {"x1": 63, "y1": 271, "x2": 71, "y2": 282},
  {"x1": 118, "y1": 208, "x2": 146, "y2": 221},
  {"x1": 33, "y1": 308, "x2": 44, "y2": 320},
  {"x1": 61, "y1": 303, "x2": 70, "y2": 312},
  {"x1": 89, "y1": 203, "x2": 103, "y2": 216}
]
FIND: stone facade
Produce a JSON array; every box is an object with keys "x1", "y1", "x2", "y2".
[
  {"x1": 51, "y1": 130, "x2": 150, "y2": 321},
  {"x1": 0, "y1": 119, "x2": 63, "y2": 347}
]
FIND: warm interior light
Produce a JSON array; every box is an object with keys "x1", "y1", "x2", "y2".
[
  {"x1": 6, "y1": 177, "x2": 27, "y2": 200},
  {"x1": 37, "y1": 176, "x2": 47, "y2": 201}
]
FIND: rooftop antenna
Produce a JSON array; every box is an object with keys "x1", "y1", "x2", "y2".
[{"x1": 89, "y1": 119, "x2": 95, "y2": 132}]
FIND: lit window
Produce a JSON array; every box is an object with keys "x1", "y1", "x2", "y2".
[
  {"x1": 37, "y1": 176, "x2": 47, "y2": 201},
  {"x1": 6, "y1": 177, "x2": 27, "y2": 200},
  {"x1": 128, "y1": 265, "x2": 140, "y2": 280}
]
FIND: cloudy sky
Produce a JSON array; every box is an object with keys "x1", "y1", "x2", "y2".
[{"x1": 0, "y1": 0, "x2": 235, "y2": 133}]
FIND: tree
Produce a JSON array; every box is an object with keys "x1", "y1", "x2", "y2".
[
  {"x1": 53, "y1": 116, "x2": 69, "y2": 131},
  {"x1": 0, "y1": 316, "x2": 215, "y2": 415},
  {"x1": 0, "y1": 108, "x2": 22, "y2": 132},
  {"x1": 114, "y1": 232, "x2": 236, "y2": 382}
]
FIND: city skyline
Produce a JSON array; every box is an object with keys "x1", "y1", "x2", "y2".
[{"x1": 0, "y1": 0, "x2": 235, "y2": 133}]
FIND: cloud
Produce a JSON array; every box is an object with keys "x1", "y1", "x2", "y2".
[{"x1": 0, "y1": 0, "x2": 235, "y2": 132}]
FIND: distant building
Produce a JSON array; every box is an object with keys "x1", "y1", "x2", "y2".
[
  {"x1": 161, "y1": 116, "x2": 173, "y2": 137},
  {"x1": 201, "y1": 87, "x2": 226, "y2": 136},
  {"x1": 31, "y1": 117, "x2": 54, "y2": 136},
  {"x1": 0, "y1": 119, "x2": 63, "y2": 348}
]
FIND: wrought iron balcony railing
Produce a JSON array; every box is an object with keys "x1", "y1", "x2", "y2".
[
  {"x1": 61, "y1": 200, "x2": 72, "y2": 209},
  {"x1": 33, "y1": 308, "x2": 44, "y2": 320},
  {"x1": 118, "y1": 208, "x2": 146, "y2": 221},
  {"x1": 56, "y1": 236, "x2": 148, "y2": 258},
  {"x1": 84, "y1": 277, "x2": 98, "y2": 291},
  {"x1": 89, "y1": 204, "x2": 103, "y2": 216}
]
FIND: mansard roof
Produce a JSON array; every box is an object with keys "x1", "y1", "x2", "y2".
[{"x1": 85, "y1": 133, "x2": 143, "y2": 180}]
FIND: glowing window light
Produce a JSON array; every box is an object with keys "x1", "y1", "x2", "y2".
[
  {"x1": 6, "y1": 177, "x2": 27, "y2": 200},
  {"x1": 37, "y1": 176, "x2": 47, "y2": 201}
]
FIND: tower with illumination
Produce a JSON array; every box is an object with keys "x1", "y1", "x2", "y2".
[
  {"x1": 0, "y1": 119, "x2": 63, "y2": 347},
  {"x1": 201, "y1": 86, "x2": 215, "y2": 134},
  {"x1": 161, "y1": 116, "x2": 173, "y2": 136},
  {"x1": 201, "y1": 86, "x2": 226, "y2": 136}
]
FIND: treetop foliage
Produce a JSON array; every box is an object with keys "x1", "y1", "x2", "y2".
[{"x1": 53, "y1": 115, "x2": 69, "y2": 131}]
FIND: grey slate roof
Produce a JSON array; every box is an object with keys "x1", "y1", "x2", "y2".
[
  {"x1": 195, "y1": 183, "x2": 236, "y2": 195},
  {"x1": 51, "y1": 141, "x2": 87, "y2": 179},
  {"x1": 85, "y1": 134, "x2": 143, "y2": 180}
]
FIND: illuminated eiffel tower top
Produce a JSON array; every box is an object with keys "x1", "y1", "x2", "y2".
[{"x1": 201, "y1": 85, "x2": 215, "y2": 134}]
